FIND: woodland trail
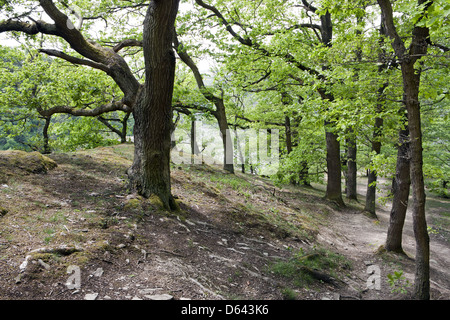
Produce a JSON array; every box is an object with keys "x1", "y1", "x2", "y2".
[{"x1": 324, "y1": 177, "x2": 450, "y2": 299}]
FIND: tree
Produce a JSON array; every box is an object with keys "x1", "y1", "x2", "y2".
[
  {"x1": 126, "y1": 0, "x2": 180, "y2": 210},
  {"x1": 1, "y1": 0, "x2": 180, "y2": 209},
  {"x1": 191, "y1": 0, "x2": 345, "y2": 205},
  {"x1": 0, "y1": 45, "x2": 128, "y2": 153},
  {"x1": 173, "y1": 30, "x2": 234, "y2": 173},
  {"x1": 377, "y1": 0, "x2": 432, "y2": 299}
]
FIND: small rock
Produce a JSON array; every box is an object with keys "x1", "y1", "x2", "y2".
[
  {"x1": 144, "y1": 294, "x2": 174, "y2": 300},
  {"x1": 84, "y1": 293, "x2": 99, "y2": 300},
  {"x1": 37, "y1": 259, "x2": 51, "y2": 270},
  {"x1": 131, "y1": 296, "x2": 143, "y2": 300},
  {"x1": 138, "y1": 288, "x2": 162, "y2": 295},
  {"x1": 19, "y1": 255, "x2": 31, "y2": 272},
  {"x1": 92, "y1": 268, "x2": 104, "y2": 277},
  {"x1": 14, "y1": 274, "x2": 22, "y2": 284}
]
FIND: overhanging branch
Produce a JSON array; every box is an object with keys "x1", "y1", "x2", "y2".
[{"x1": 39, "y1": 49, "x2": 110, "y2": 72}]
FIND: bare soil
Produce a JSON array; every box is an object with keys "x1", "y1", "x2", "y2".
[{"x1": 0, "y1": 144, "x2": 448, "y2": 300}]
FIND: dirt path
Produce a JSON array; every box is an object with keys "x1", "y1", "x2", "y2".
[{"x1": 315, "y1": 177, "x2": 450, "y2": 299}]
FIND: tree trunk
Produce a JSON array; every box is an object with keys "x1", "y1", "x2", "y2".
[
  {"x1": 346, "y1": 135, "x2": 358, "y2": 200},
  {"x1": 128, "y1": 0, "x2": 180, "y2": 210},
  {"x1": 320, "y1": 12, "x2": 344, "y2": 207},
  {"x1": 364, "y1": 116, "x2": 383, "y2": 217},
  {"x1": 121, "y1": 112, "x2": 131, "y2": 143},
  {"x1": 42, "y1": 116, "x2": 52, "y2": 154},
  {"x1": 377, "y1": 0, "x2": 431, "y2": 299},
  {"x1": 299, "y1": 161, "x2": 311, "y2": 186},
  {"x1": 385, "y1": 118, "x2": 410, "y2": 253},
  {"x1": 215, "y1": 100, "x2": 234, "y2": 173},
  {"x1": 190, "y1": 119, "x2": 200, "y2": 157},
  {"x1": 403, "y1": 62, "x2": 429, "y2": 299},
  {"x1": 173, "y1": 32, "x2": 234, "y2": 174},
  {"x1": 285, "y1": 116, "x2": 293, "y2": 155},
  {"x1": 325, "y1": 123, "x2": 345, "y2": 207}
]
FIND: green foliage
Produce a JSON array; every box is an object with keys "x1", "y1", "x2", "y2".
[
  {"x1": 387, "y1": 270, "x2": 411, "y2": 294},
  {"x1": 0, "y1": 0, "x2": 448, "y2": 198},
  {"x1": 0, "y1": 45, "x2": 125, "y2": 152}
]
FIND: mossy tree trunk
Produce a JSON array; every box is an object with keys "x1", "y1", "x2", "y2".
[{"x1": 128, "y1": 0, "x2": 180, "y2": 210}]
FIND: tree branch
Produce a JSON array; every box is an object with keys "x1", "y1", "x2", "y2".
[
  {"x1": 37, "y1": 100, "x2": 130, "y2": 118},
  {"x1": 113, "y1": 39, "x2": 144, "y2": 52},
  {"x1": 194, "y1": 0, "x2": 324, "y2": 79},
  {"x1": 173, "y1": 29, "x2": 223, "y2": 108},
  {"x1": 377, "y1": 0, "x2": 407, "y2": 58},
  {"x1": 39, "y1": 49, "x2": 110, "y2": 72},
  {"x1": 0, "y1": 19, "x2": 59, "y2": 36}
]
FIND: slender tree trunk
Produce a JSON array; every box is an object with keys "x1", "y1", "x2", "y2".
[
  {"x1": 121, "y1": 112, "x2": 131, "y2": 143},
  {"x1": 403, "y1": 62, "x2": 429, "y2": 299},
  {"x1": 385, "y1": 117, "x2": 410, "y2": 253},
  {"x1": 364, "y1": 116, "x2": 383, "y2": 217},
  {"x1": 128, "y1": 0, "x2": 180, "y2": 210},
  {"x1": 42, "y1": 116, "x2": 52, "y2": 154},
  {"x1": 346, "y1": 134, "x2": 358, "y2": 200},
  {"x1": 191, "y1": 119, "x2": 200, "y2": 157},
  {"x1": 325, "y1": 123, "x2": 345, "y2": 207},
  {"x1": 378, "y1": 0, "x2": 431, "y2": 299},
  {"x1": 215, "y1": 100, "x2": 234, "y2": 173},
  {"x1": 284, "y1": 115, "x2": 296, "y2": 184},
  {"x1": 299, "y1": 161, "x2": 310, "y2": 186},
  {"x1": 285, "y1": 116, "x2": 293, "y2": 155},
  {"x1": 234, "y1": 126, "x2": 245, "y2": 173}
]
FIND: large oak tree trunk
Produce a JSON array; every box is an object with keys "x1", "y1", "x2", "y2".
[{"x1": 128, "y1": 0, "x2": 180, "y2": 210}]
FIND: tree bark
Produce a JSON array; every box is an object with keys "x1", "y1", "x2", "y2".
[
  {"x1": 378, "y1": 0, "x2": 431, "y2": 299},
  {"x1": 325, "y1": 122, "x2": 345, "y2": 207},
  {"x1": 215, "y1": 99, "x2": 235, "y2": 173},
  {"x1": 128, "y1": 0, "x2": 180, "y2": 210},
  {"x1": 403, "y1": 61, "x2": 429, "y2": 300},
  {"x1": 320, "y1": 12, "x2": 344, "y2": 207},
  {"x1": 42, "y1": 116, "x2": 52, "y2": 155},
  {"x1": 364, "y1": 116, "x2": 383, "y2": 217},
  {"x1": 346, "y1": 134, "x2": 358, "y2": 200},
  {"x1": 191, "y1": 119, "x2": 200, "y2": 157},
  {"x1": 385, "y1": 117, "x2": 410, "y2": 253}
]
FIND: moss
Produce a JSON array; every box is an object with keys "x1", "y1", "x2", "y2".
[
  {"x1": 123, "y1": 198, "x2": 143, "y2": 211},
  {"x1": 0, "y1": 150, "x2": 57, "y2": 176},
  {"x1": 0, "y1": 206, "x2": 8, "y2": 217},
  {"x1": 68, "y1": 251, "x2": 91, "y2": 266},
  {"x1": 148, "y1": 194, "x2": 165, "y2": 210}
]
